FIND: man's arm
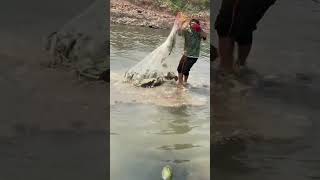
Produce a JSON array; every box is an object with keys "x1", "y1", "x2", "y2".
[
  {"x1": 178, "y1": 22, "x2": 188, "y2": 36},
  {"x1": 200, "y1": 30, "x2": 207, "y2": 40}
]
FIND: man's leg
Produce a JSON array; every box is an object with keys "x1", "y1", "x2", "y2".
[
  {"x1": 218, "y1": 36, "x2": 235, "y2": 73},
  {"x1": 177, "y1": 55, "x2": 187, "y2": 86},
  {"x1": 182, "y1": 57, "x2": 197, "y2": 84},
  {"x1": 237, "y1": 43, "x2": 252, "y2": 66},
  {"x1": 234, "y1": 42, "x2": 252, "y2": 74},
  {"x1": 183, "y1": 75, "x2": 188, "y2": 83},
  {"x1": 233, "y1": 0, "x2": 274, "y2": 67},
  {"x1": 233, "y1": 29, "x2": 253, "y2": 72},
  {"x1": 178, "y1": 73, "x2": 183, "y2": 85}
]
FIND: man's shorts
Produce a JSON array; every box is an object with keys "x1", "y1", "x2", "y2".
[
  {"x1": 215, "y1": 0, "x2": 276, "y2": 45},
  {"x1": 177, "y1": 55, "x2": 198, "y2": 76}
]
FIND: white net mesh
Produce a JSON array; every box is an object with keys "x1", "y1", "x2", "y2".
[{"x1": 124, "y1": 17, "x2": 181, "y2": 87}]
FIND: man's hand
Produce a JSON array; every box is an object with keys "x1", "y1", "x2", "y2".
[
  {"x1": 178, "y1": 21, "x2": 188, "y2": 36},
  {"x1": 200, "y1": 30, "x2": 207, "y2": 40}
]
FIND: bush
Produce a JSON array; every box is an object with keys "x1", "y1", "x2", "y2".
[
  {"x1": 126, "y1": 0, "x2": 209, "y2": 15},
  {"x1": 164, "y1": 0, "x2": 210, "y2": 13}
]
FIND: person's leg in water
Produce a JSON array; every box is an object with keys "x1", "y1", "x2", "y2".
[
  {"x1": 233, "y1": 32, "x2": 253, "y2": 73},
  {"x1": 177, "y1": 55, "x2": 187, "y2": 86},
  {"x1": 178, "y1": 73, "x2": 183, "y2": 86},
  {"x1": 177, "y1": 56, "x2": 197, "y2": 87},
  {"x1": 216, "y1": 0, "x2": 275, "y2": 75},
  {"x1": 233, "y1": 0, "x2": 276, "y2": 72},
  {"x1": 182, "y1": 57, "x2": 197, "y2": 85},
  {"x1": 218, "y1": 36, "x2": 235, "y2": 74},
  {"x1": 215, "y1": 0, "x2": 237, "y2": 74},
  {"x1": 234, "y1": 43, "x2": 252, "y2": 74},
  {"x1": 237, "y1": 43, "x2": 252, "y2": 66},
  {"x1": 183, "y1": 74, "x2": 188, "y2": 83}
]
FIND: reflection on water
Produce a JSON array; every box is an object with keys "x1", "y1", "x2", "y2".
[
  {"x1": 111, "y1": 24, "x2": 210, "y2": 180},
  {"x1": 111, "y1": 103, "x2": 209, "y2": 180},
  {"x1": 158, "y1": 144, "x2": 201, "y2": 151},
  {"x1": 212, "y1": 0, "x2": 320, "y2": 179}
]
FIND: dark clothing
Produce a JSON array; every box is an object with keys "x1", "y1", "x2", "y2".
[
  {"x1": 215, "y1": 0, "x2": 276, "y2": 45},
  {"x1": 211, "y1": 45, "x2": 218, "y2": 61},
  {"x1": 177, "y1": 55, "x2": 198, "y2": 76}
]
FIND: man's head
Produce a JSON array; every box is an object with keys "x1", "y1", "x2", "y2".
[
  {"x1": 190, "y1": 19, "x2": 201, "y2": 32},
  {"x1": 190, "y1": 19, "x2": 200, "y2": 26}
]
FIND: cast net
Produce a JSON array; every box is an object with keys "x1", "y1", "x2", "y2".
[{"x1": 124, "y1": 14, "x2": 187, "y2": 87}]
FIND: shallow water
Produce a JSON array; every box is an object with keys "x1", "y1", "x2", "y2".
[
  {"x1": 212, "y1": 0, "x2": 320, "y2": 179},
  {"x1": 110, "y1": 24, "x2": 210, "y2": 179}
]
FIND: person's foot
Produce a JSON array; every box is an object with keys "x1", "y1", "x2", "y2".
[
  {"x1": 183, "y1": 82, "x2": 190, "y2": 88},
  {"x1": 215, "y1": 67, "x2": 236, "y2": 80},
  {"x1": 213, "y1": 67, "x2": 241, "y2": 89},
  {"x1": 234, "y1": 61, "x2": 249, "y2": 76},
  {"x1": 177, "y1": 82, "x2": 184, "y2": 88}
]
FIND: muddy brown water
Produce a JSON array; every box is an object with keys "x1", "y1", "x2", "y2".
[{"x1": 110, "y1": 24, "x2": 210, "y2": 180}]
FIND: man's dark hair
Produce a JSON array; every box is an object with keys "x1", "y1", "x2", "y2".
[{"x1": 190, "y1": 19, "x2": 200, "y2": 24}]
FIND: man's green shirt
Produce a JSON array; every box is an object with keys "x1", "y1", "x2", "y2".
[{"x1": 182, "y1": 27, "x2": 202, "y2": 58}]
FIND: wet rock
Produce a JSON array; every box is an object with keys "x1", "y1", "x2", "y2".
[
  {"x1": 140, "y1": 78, "x2": 158, "y2": 87},
  {"x1": 148, "y1": 25, "x2": 159, "y2": 29},
  {"x1": 164, "y1": 72, "x2": 178, "y2": 81}
]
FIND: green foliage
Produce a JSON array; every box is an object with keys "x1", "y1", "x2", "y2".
[
  {"x1": 129, "y1": 0, "x2": 210, "y2": 13},
  {"x1": 164, "y1": 0, "x2": 210, "y2": 13}
]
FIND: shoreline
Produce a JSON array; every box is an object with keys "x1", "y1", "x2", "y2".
[{"x1": 110, "y1": 0, "x2": 210, "y2": 31}]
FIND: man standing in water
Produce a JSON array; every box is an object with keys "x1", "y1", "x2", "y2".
[
  {"x1": 215, "y1": 0, "x2": 276, "y2": 75},
  {"x1": 177, "y1": 18, "x2": 207, "y2": 87}
]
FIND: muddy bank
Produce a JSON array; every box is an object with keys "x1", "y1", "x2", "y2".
[{"x1": 111, "y1": 0, "x2": 210, "y2": 30}]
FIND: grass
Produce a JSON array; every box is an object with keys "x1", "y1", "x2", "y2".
[
  {"x1": 163, "y1": 0, "x2": 210, "y2": 13},
  {"x1": 127, "y1": 0, "x2": 210, "y2": 14}
]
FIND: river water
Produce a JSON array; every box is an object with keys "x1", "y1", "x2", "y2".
[
  {"x1": 212, "y1": 0, "x2": 320, "y2": 179},
  {"x1": 110, "y1": 24, "x2": 210, "y2": 180}
]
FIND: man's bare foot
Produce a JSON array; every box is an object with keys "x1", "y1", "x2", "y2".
[
  {"x1": 234, "y1": 61, "x2": 249, "y2": 76},
  {"x1": 177, "y1": 83, "x2": 184, "y2": 88}
]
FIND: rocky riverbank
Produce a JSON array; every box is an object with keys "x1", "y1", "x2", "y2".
[{"x1": 111, "y1": 0, "x2": 210, "y2": 31}]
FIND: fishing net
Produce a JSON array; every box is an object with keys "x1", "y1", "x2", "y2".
[
  {"x1": 124, "y1": 14, "x2": 186, "y2": 87},
  {"x1": 45, "y1": 0, "x2": 108, "y2": 80}
]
